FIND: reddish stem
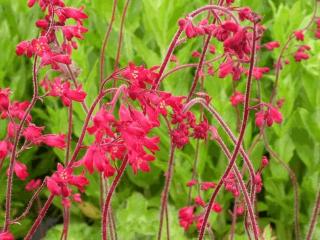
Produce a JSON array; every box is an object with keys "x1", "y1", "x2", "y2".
[
  {"x1": 158, "y1": 144, "x2": 176, "y2": 240},
  {"x1": 114, "y1": 0, "x2": 131, "y2": 71},
  {"x1": 65, "y1": 103, "x2": 73, "y2": 165},
  {"x1": 152, "y1": 29, "x2": 183, "y2": 90},
  {"x1": 198, "y1": 22, "x2": 259, "y2": 240},
  {"x1": 102, "y1": 157, "x2": 129, "y2": 240},
  {"x1": 306, "y1": 188, "x2": 320, "y2": 240},
  {"x1": 100, "y1": 0, "x2": 118, "y2": 89},
  {"x1": 4, "y1": 56, "x2": 39, "y2": 231},
  {"x1": 24, "y1": 194, "x2": 55, "y2": 240},
  {"x1": 187, "y1": 35, "x2": 212, "y2": 101}
]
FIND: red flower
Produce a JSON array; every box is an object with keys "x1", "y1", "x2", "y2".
[
  {"x1": 192, "y1": 118, "x2": 209, "y2": 139},
  {"x1": 178, "y1": 206, "x2": 195, "y2": 231},
  {"x1": 0, "y1": 231, "x2": 14, "y2": 240},
  {"x1": 294, "y1": 51, "x2": 309, "y2": 62},
  {"x1": 61, "y1": 7, "x2": 88, "y2": 21},
  {"x1": 0, "y1": 88, "x2": 10, "y2": 111},
  {"x1": 43, "y1": 78, "x2": 86, "y2": 106},
  {"x1": 211, "y1": 202, "x2": 222, "y2": 213},
  {"x1": 186, "y1": 179, "x2": 197, "y2": 187},
  {"x1": 195, "y1": 196, "x2": 206, "y2": 207},
  {"x1": 81, "y1": 144, "x2": 116, "y2": 177},
  {"x1": 251, "y1": 67, "x2": 270, "y2": 80},
  {"x1": 62, "y1": 24, "x2": 88, "y2": 41},
  {"x1": 0, "y1": 141, "x2": 8, "y2": 160},
  {"x1": 200, "y1": 182, "x2": 216, "y2": 191},
  {"x1": 294, "y1": 30, "x2": 304, "y2": 41},
  {"x1": 264, "y1": 41, "x2": 280, "y2": 51},
  {"x1": 230, "y1": 91, "x2": 244, "y2": 106},
  {"x1": 22, "y1": 123, "x2": 44, "y2": 143},
  {"x1": 14, "y1": 161, "x2": 29, "y2": 181},
  {"x1": 25, "y1": 179, "x2": 42, "y2": 191},
  {"x1": 261, "y1": 156, "x2": 269, "y2": 167},
  {"x1": 47, "y1": 164, "x2": 89, "y2": 207},
  {"x1": 41, "y1": 134, "x2": 66, "y2": 148}
]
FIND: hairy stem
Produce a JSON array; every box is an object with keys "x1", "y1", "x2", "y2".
[
  {"x1": 102, "y1": 157, "x2": 128, "y2": 240},
  {"x1": 306, "y1": 188, "x2": 320, "y2": 240},
  {"x1": 158, "y1": 145, "x2": 176, "y2": 240},
  {"x1": 24, "y1": 194, "x2": 55, "y2": 240},
  {"x1": 4, "y1": 56, "x2": 39, "y2": 231},
  {"x1": 100, "y1": 0, "x2": 118, "y2": 89},
  {"x1": 198, "y1": 22, "x2": 259, "y2": 240}
]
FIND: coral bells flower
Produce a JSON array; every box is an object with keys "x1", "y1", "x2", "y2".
[
  {"x1": 251, "y1": 67, "x2": 270, "y2": 80},
  {"x1": 118, "y1": 105, "x2": 160, "y2": 173},
  {"x1": 0, "y1": 231, "x2": 14, "y2": 240},
  {"x1": 211, "y1": 203, "x2": 222, "y2": 213},
  {"x1": 13, "y1": 161, "x2": 29, "y2": 180},
  {"x1": 81, "y1": 144, "x2": 116, "y2": 177},
  {"x1": 192, "y1": 118, "x2": 209, "y2": 139},
  {"x1": 261, "y1": 156, "x2": 269, "y2": 167},
  {"x1": 41, "y1": 134, "x2": 66, "y2": 148},
  {"x1": 0, "y1": 88, "x2": 10, "y2": 111},
  {"x1": 264, "y1": 41, "x2": 280, "y2": 51},
  {"x1": 230, "y1": 91, "x2": 244, "y2": 106},
  {"x1": 25, "y1": 179, "x2": 42, "y2": 191},
  {"x1": 294, "y1": 30, "x2": 304, "y2": 41},
  {"x1": 42, "y1": 78, "x2": 86, "y2": 106},
  {"x1": 47, "y1": 164, "x2": 89, "y2": 207},
  {"x1": 22, "y1": 123, "x2": 44, "y2": 143},
  {"x1": 0, "y1": 141, "x2": 8, "y2": 160},
  {"x1": 195, "y1": 196, "x2": 206, "y2": 207},
  {"x1": 200, "y1": 182, "x2": 216, "y2": 191},
  {"x1": 186, "y1": 179, "x2": 197, "y2": 187},
  {"x1": 178, "y1": 206, "x2": 195, "y2": 231},
  {"x1": 255, "y1": 107, "x2": 283, "y2": 128},
  {"x1": 60, "y1": 7, "x2": 88, "y2": 21},
  {"x1": 294, "y1": 45, "x2": 311, "y2": 62}
]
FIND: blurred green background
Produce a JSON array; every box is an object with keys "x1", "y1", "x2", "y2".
[{"x1": 0, "y1": 0, "x2": 319, "y2": 239}]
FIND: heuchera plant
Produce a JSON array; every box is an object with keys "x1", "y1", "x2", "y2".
[{"x1": 0, "y1": 0, "x2": 319, "y2": 239}]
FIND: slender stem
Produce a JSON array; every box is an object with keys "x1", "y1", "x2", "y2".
[
  {"x1": 102, "y1": 157, "x2": 128, "y2": 240},
  {"x1": 306, "y1": 188, "x2": 320, "y2": 240},
  {"x1": 152, "y1": 29, "x2": 183, "y2": 90},
  {"x1": 4, "y1": 56, "x2": 39, "y2": 231},
  {"x1": 187, "y1": 35, "x2": 212, "y2": 101},
  {"x1": 270, "y1": 0, "x2": 318, "y2": 103},
  {"x1": 263, "y1": 134, "x2": 300, "y2": 240},
  {"x1": 114, "y1": 0, "x2": 131, "y2": 71},
  {"x1": 67, "y1": 91, "x2": 108, "y2": 167},
  {"x1": 100, "y1": 0, "x2": 118, "y2": 90},
  {"x1": 198, "y1": 22, "x2": 259, "y2": 240},
  {"x1": 158, "y1": 145, "x2": 176, "y2": 240},
  {"x1": 229, "y1": 201, "x2": 238, "y2": 240},
  {"x1": 11, "y1": 179, "x2": 47, "y2": 224},
  {"x1": 65, "y1": 103, "x2": 73, "y2": 165},
  {"x1": 165, "y1": 205, "x2": 170, "y2": 240},
  {"x1": 184, "y1": 98, "x2": 256, "y2": 203},
  {"x1": 189, "y1": 5, "x2": 239, "y2": 23},
  {"x1": 187, "y1": 140, "x2": 200, "y2": 204},
  {"x1": 24, "y1": 194, "x2": 55, "y2": 240}
]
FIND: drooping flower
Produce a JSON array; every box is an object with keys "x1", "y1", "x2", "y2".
[
  {"x1": 211, "y1": 202, "x2": 222, "y2": 213},
  {"x1": 178, "y1": 206, "x2": 195, "y2": 231},
  {"x1": 230, "y1": 91, "x2": 244, "y2": 106},
  {"x1": 25, "y1": 179, "x2": 42, "y2": 191},
  {"x1": 0, "y1": 231, "x2": 14, "y2": 240},
  {"x1": 41, "y1": 134, "x2": 66, "y2": 148},
  {"x1": 264, "y1": 41, "x2": 280, "y2": 51},
  {"x1": 200, "y1": 182, "x2": 216, "y2": 191},
  {"x1": 22, "y1": 123, "x2": 44, "y2": 143},
  {"x1": 0, "y1": 141, "x2": 8, "y2": 160},
  {"x1": 47, "y1": 164, "x2": 89, "y2": 207},
  {"x1": 14, "y1": 161, "x2": 29, "y2": 181},
  {"x1": 294, "y1": 30, "x2": 304, "y2": 41}
]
